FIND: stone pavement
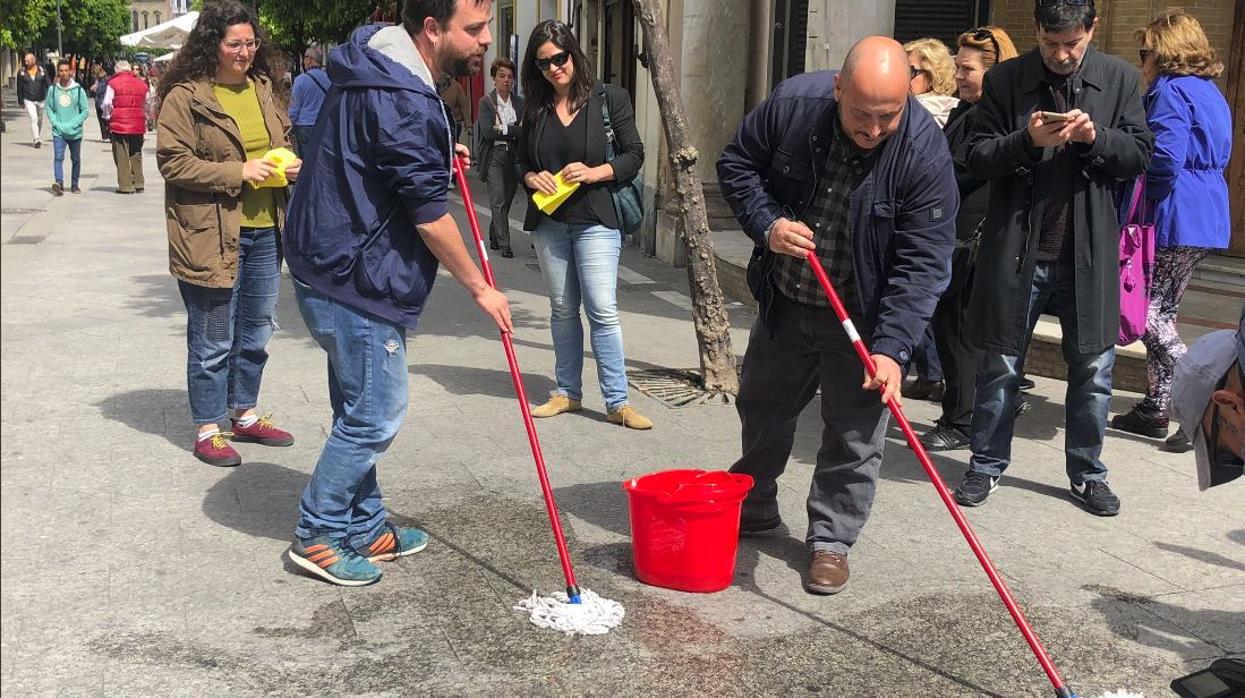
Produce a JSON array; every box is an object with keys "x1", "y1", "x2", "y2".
[{"x1": 1, "y1": 96, "x2": 1242, "y2": 698}]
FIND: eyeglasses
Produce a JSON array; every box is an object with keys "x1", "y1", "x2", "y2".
[
  {"x1": 909, "y1": 65, "x2": 920, "y2": 80},
  {"x1": 1036, "y1": 0, "x2": 1092, "y2": 5},
  {"x1": 535, "y1": 51, "x2": 571, "y2": 72},
  {"x1": 970, "y1": 27, "x2": 1001, "y2": 60},
  {"x1": 1138, "y1": 48, "x2": 1153, "y2": 62},
  {"x1": 222, "y1": 39, "x2": 261, "y2": 54}
]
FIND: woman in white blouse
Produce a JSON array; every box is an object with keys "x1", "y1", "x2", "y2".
[{"x1": 474, "y1": 57, "x2": 525, "y2": 258}]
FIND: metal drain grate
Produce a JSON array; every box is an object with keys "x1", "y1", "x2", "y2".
[{"x1": 627, "y1": 367, "x2": 736, "y2": 408}]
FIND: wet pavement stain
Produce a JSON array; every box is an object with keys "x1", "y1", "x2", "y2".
[{"x1": 84, "y1": 492, "x2": 1210, "y2": 697}]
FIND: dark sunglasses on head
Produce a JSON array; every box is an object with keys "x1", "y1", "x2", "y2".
[
  {"x1": 536, "y1": 51, "x2": 571, "y2": 72},
  {"x1": 970, "y1": 27, "x2": 1001, "y2": 59}
]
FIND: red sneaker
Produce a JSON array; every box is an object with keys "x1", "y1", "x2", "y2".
[
  {"x1": 194, "y1": 431, "x2": 241, "y2": 467},
  {"x1": 230, "y1": 413, "x2": 295, "y2": 446}
]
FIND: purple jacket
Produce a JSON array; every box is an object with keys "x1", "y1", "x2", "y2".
[{"x1": 1144, "y1": 74, "x2": 1232, "y2": 249}]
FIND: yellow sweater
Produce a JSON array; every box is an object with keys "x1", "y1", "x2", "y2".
[{"x1": 213, "y1": 80, "x2": 276, "y2": 228}]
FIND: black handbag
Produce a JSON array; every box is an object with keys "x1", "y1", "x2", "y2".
[{"x1": 598, "y1": 86, "x2": 645, "y2": 234}]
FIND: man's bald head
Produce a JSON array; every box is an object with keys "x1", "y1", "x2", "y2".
[{"x1": 834, "y1": 36, "x2": 910, "y2": 150}]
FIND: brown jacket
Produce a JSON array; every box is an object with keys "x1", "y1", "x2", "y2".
[{"x1": 156, "y1": 76, "x2": 291, "y2": 288}]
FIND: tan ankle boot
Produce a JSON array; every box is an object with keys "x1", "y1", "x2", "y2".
[
  {"x1": 606, "y1": 405, "x2": 653, "y2": 430},
  {"x1": 531, "y1": 394, "x2": 581, "y2": 418}
]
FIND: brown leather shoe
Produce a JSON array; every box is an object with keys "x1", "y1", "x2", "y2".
[{"x1": 804, "y1": 551, "x2": 849, "y2": 595}]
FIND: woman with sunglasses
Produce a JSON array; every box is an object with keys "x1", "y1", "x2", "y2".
[
  {"x1": 517, "y1": 20, "x2": 652, "y2": 430},
  {"x1": 904, "y1": 38, "x2": 959, "y2": 127},
  {"x1": 918, "y1": 25, "x2": 1019, "y2": 452},
  {"x1": 156, "y1": 0, "x2": 301, "y2": 466},
  {"x1": 1110, "y1": 10, "x2": 1232, "y2": 448}
]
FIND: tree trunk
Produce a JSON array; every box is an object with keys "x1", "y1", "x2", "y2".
[{"x1": 632, "y1": 0, "x2": 739, "y2": 395}]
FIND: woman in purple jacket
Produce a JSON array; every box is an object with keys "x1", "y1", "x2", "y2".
[{"x1": 1112, "y1": 10, "x2": 1233, "y2": 446}]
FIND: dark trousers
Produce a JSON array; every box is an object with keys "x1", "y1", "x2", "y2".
[
  {"x1": 969, "y1": 262, "x2": 1114, "y2": 483},
  {"x1": 484, "y1": 144, "x2": 518, "y2": 251},
  {"x1": 111, "y1": 133, "x2": 144, "y2": 192},
  {"x1": 730, "y1": 293, "x2": 889, "y2": 555},
  {"x1": 94, "y1": 105, "x2": 110, "y2": 141},
  {"x1": 932, "y1": 272, "x2": 977, "y2": 432},
  {"x1": 292, "y1": 125, "x2": 316, "y2": 158}
]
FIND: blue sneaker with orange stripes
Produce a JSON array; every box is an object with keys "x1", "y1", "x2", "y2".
[
  {"x1": 363, "y1": 523, "x2": 428, "y2": 563},
  {"x1": 288, "y1": 536, "x2": 381, "y2": 587}
]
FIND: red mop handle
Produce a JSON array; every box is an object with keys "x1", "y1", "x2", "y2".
[
  {"x1": 804, "y1": 252, "x2": 1072, "y2": 696},
  {"x1": 452, "y1": 156, "x2": 581, "y2": 600}
]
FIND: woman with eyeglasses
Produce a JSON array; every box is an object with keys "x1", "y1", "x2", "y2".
[
  {"x1": 1110, "y1": 10, "x2": 1232, "y2": 448},
  {"x1": 918, "y1": 25, "x2": 1020, "y2": 452},
  {"x1": 155, "y1": 0, "x2": 302, "y2": 466},
  {"x1": 517, "y1": 19, "x2": 652, "y2": 430}
]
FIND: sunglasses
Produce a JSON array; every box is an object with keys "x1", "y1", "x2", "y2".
[
  {"x1": 970, "y1": 27, "x2": 1001, "y2": 60},
  {"x1": 1138, "y1": 48, "x2": 1153, "y2": 62},
  {"x1": 535, "y1": 51, "x2": 571, "y2": 72}
]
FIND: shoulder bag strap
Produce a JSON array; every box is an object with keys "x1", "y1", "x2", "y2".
[{"x1": 598, "y1": 84, "x2": 617, "y2": 162}]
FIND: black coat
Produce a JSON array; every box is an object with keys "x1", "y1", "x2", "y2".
[
  {"x1": 966, "y1": 48, "x2": 1153, "y2": 355},
  {"x1": 17, "y1": 66, "x2": 51, "y2": 104},
  {"x1": 517, "y1": 82, "x2": 643, "y2": 232},
  {"x1": 942, "y1": 100, "x2": 990, "y2": 294}
]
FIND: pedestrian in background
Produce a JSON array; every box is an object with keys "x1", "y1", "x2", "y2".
[
  {"x1": 954, "y1": 0, "x2": 1153, "y2": 516},
  {"x1": 283, "y1": 1, "x2": 510, "y2": 587},
  {"x1": 47, "y1": 59, "x2": 90, "y2": 197},
  {"x1": 287, "y1": 44, "x2": 330, "y2": 156},
  {"x1": 918, "y1": 25, "x2": 1019, "y2": 452},
  {"x1": 1110, "y1": 9, "x2": 1233, "y2": 448},
  {"x1": 475, "y1": 57, "x2": 524, "y2": 257},
  {"x1": 441, "y1": 76, "x2": 473, "y2": 147},
  {"x1": 89, "y1": 64, "x2": 112, "y2": 143},
  {"x1": 717, "y1": 37, "x2": 958, "y2": 595},
  {"x1": 519, "y1": 19, "x2": 653, "y2": 430},
  {"x1": 905, "y1": 37, "x2": 960, "y2": 127},
  {"x1": 17, "y1": 52, "x2": 51, "y2": 148},
  {"x1": 156, "y1": 0, "x2": 300, "y2": 467},
  {"x1": 1170, "y1": 303, "x2": 1245, "y2": 490},
  {"x1": 102, "y1": 60, "x2": 149, "y2": 194}
]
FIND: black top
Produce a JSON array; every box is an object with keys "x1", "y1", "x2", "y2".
[
  {"x1": 517, "y1": 82, "x2": 645, "y2": 232},
  {"x1": 537, "y1": 107, "x2": 598, "y2": 225},
  {"x1": 1037, "y1": 67, "x2": 1078, "y2": 263}
]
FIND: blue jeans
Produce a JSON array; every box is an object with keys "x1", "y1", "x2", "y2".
[
  {"x1": 969, "y1": 262, "x2": 1114, "y2": 483},
  {"x1": 178, "y1": 227, "x2": 281, "y2": 425},
  {"x1": 531, "y1": 219, "x2": 630, "y2": 410},
  {"x1": 52, "y1": 135, "x2": 81, "y2": 187},
  {"x1": 292, "y1": 278, "x2": 408, "y2": 547}
]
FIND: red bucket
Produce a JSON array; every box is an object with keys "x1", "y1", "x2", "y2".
[{"x1": 622, "y1": 469, "x2": 754, "y2": 593}]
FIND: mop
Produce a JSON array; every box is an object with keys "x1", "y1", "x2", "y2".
[
  {"x1": 451, "y1": 157, "x2": 624, "y2": 636},
  {"x1": 804, "y1": 252, "x2": 1142, "y2": 698}
]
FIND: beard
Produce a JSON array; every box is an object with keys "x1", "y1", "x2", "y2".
[{"x1": 440, "y1": 47, "x2": 483, "y2": 79}]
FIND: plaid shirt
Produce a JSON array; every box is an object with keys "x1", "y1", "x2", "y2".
[{"x1": 771, "y1": 114, "x2": 877, "y2": 312}]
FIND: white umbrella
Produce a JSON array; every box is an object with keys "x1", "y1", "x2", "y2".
[
  {"x1": 153, "y1": 51, "x2": 177, "y2": 63},
  {"x1": 119, "y1": 11, "x2": 198, "y2": 50}
]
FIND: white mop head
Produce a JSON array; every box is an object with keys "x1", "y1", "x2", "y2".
[{"x1": 513, "y1": 588, "x2": 624, "y2": 635}]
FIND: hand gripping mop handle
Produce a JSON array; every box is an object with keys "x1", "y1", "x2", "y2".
[
  {"x1": 804, "y1": 252, "x2": 1077, "y2": 698},
  {"x1": 453, "y1": 156, "x2": 582, "y2": 604}
]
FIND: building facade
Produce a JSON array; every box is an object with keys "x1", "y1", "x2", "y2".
[{"x1": 128, "y1": 0, "x2": 168, "y2": 33}]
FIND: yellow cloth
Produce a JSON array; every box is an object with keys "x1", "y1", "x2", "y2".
[{"x1": 213, "y1": 80, "x2": 276, "y2": 228}]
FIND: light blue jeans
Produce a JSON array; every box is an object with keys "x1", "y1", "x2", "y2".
[
  {"x1": 531, "y1": 219, "x2": 630, "y2": 410},
  {"x1": 292, "y1": 277, "x2": 408, "y2": 548}
]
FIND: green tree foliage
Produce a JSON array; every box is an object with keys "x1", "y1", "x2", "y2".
[
  {"x1": 28, "y1": 0, "x2": 130, "y2": 56},
  {"x1": 258, "y1": 0, "x2": 375, "y2": 59},
  {"x1": 0, "y1": 0, "x2": 54, "y2": 50}
]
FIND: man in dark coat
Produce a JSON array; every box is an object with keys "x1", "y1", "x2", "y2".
[
  {"x1": 717, "y1": 37, "x2": 958, "y2": 595},
  {"x1": 954, "y1": 0, "x2": 1153, "y2": 516}
]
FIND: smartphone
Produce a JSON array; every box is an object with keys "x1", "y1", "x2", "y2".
[{"x1": 1038, "y1": 111, "x2": 1070, "y2": 122}]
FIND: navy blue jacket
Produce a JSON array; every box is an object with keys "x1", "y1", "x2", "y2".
[
  {"x1": 284, "y1": 24, "x2": 454, "y2": 329},
  {"x1": 716, "y1": 70, "x2": 959, "y2": 366}
]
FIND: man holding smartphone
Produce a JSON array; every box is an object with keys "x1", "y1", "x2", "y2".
[{"x1": 954, "y1": 0, "x2": 1153, "y2": 515}]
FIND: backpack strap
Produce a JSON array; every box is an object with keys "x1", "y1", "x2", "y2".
[{"x1": 308, "y1": 69, "x2": 330, "y2": 95}]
